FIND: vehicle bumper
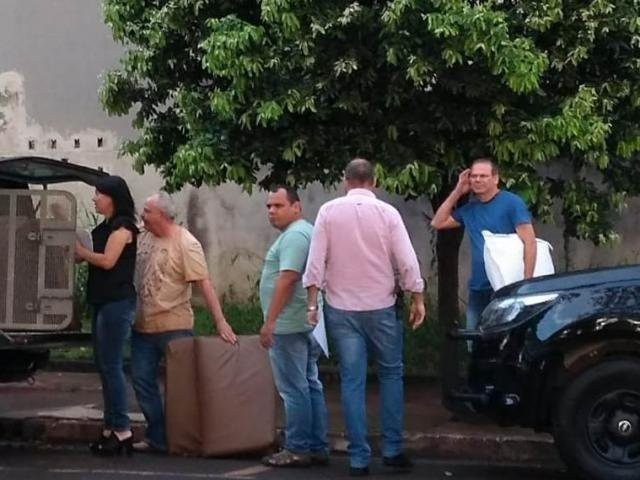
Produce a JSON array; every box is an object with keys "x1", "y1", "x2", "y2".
[
  {"x1": 447, "y1": 327, "x2": 532, "y2": 425},
  {"x1": 0, "y1": 331, "x2": 91, "y2": 350},
  {"x1": 0, "y1": 331, "x2": 91, "y2": 382}
]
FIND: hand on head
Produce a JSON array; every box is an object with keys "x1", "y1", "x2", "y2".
[{"x1": 455, "y1": 169, "x2": 471, "y2": 196}]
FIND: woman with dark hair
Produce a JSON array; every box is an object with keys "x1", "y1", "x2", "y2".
[{"x1": 75, "y1": 175, "x2": 138, "y2": 456}]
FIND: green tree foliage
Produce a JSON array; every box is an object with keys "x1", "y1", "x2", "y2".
[
  {"x1": 102, "y1": 0, "x2": 640, "y2": 243},
  {"x1": 102, "y1": 1, "x2": 640, "y2": 380}
]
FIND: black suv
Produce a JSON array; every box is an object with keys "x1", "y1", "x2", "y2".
[
  {"x1": 0, "y1": 156, "x2": 106, "y2": 382},
  {"x1": 451, "y1": 264, "x2": 640, "y2": 480}
]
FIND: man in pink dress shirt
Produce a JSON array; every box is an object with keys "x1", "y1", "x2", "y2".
[{"x1": 303, "y1": 158, "x2": 426, "y2": 476}]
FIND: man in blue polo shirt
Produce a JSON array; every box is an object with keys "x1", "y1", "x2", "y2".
[{"x1": 431, "y1": 158, "x2": 537, "y2": 337}]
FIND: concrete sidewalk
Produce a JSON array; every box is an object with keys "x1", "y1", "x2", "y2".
[{"x1": 0, "y1": 371, "x2": 559, "y2": 465}]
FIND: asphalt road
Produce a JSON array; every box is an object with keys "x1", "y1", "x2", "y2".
[{"x1": 0, "y1": 443, "x2": 574, "y2": 480}]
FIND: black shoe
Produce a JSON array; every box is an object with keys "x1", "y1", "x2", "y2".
[
  {"x1": 349, "y1": 466, "x2": 369, "y2": 476},
  {"x1": 89, "y1": 432, "x2": 110, "y2": 454},
  {"x1": 382, "y1": 453, "x2": 413, "y2": 471},
  {"x1": 92, "y1": 432, "x2": 133, "y2": 456}
]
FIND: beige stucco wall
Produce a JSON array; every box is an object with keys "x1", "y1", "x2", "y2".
[{"x1": 1, "y1": 1, "x2": 639, "y2": 306}]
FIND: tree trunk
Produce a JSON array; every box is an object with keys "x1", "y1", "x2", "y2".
[
  {"x1": 429, "y1": 190, "x2": 466, "y2": 408},
  {"x1": 435, "y1": 226, "x2": 464, "y2": 407}
]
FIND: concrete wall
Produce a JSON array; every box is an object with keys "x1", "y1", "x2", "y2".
[{"x1": 1, "y1": 1, "x2": 639, "y2": 305}]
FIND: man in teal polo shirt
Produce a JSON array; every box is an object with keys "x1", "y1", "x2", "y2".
[{"x1": 259, "y1": 186, "x2": 329, "y2": 468}]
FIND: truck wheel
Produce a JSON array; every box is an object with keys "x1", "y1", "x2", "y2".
[{"x1": 552, "y1": 358, "x2": 640, "y2": 480}]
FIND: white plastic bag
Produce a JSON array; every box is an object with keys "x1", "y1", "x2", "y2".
[{"x1": 482, "y1": 230, "x2": 554, "y2": 291}]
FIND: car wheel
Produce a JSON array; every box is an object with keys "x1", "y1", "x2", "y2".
[{"x1": 552, "y1": 357, "x2": 640, "y2": 480}]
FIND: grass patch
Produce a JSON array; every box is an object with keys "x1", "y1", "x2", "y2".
[
  {"x1": 193, "y1": 299, "x2": 445, "y2": 375},
  {"x1": 403, "y1": 307, "x2": 446, "y2": 376},
  {"x1": 51, "y1": 345, "x2": 93, "y2": 361},
  {"x1": 51, "y1": 299, "x2": 447, "y2": 376},
  {"x1": 50, "y1": 302, "x2": 265, "y2": 362},
  {"x1": 194, "y1": 303, "x2": 263, "y2": 336}
]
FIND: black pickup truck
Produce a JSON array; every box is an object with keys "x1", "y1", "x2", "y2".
[
  {"x1": 0, "y1": 156, "x2": 105, "y2": 382},
  {"x1": 451, "y1": 264, "x2": 640, "y2": 480}
]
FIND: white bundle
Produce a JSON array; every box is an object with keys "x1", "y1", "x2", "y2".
[{"x1": 482, "y1": 230, "x2": 554, "y2": 291}]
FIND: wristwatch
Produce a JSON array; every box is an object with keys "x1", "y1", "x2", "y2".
[{"x1": 307, "y1": 306, "x2": 318, "y2": 312}]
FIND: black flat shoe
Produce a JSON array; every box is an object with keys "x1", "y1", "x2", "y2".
[
  {"x1": 382, "y1": 452, "x2": 413, "y2": 471},
  {"x1": 92, "y1": 432, "x2": 133, "y2": 456}
]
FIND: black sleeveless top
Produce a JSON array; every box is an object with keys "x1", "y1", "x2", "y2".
[{"x1": 87, "y1": 216, "x2": 138, "y2": 306}]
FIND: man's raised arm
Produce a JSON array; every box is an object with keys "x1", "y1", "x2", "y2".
[{"x1": 431, "y1": 169, "x2": 469, "y2": 230}]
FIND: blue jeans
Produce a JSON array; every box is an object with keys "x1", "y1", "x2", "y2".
[
  {"x1": 269, "y1": 331, "x2": 329, "y2": 455},
  {"x1": 324, "y1": 303, "x2": 404, "y2": 468},
  {"x1": 466, "y1": 289, "x2": 493, "y2": 351},
  {"x1": 131, "y1": 329, "x2": 193, "y2": 450},
  {"x1": 466, "y1": 289, "x2": 493, "y2": 331},
  {"x1": 92, "y1": 296, "x2": 136, "y2": 431}
]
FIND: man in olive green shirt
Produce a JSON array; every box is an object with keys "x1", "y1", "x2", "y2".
[{"x1": 259, "y1": 186, "x2": 328, "y2": 468}]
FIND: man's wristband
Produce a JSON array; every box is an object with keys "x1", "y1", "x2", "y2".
[{"x1": 307, "y1": 306, "x2": 318, "y2": 312}]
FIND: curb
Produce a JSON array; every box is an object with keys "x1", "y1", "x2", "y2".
[
  {"x1": 45, "y1": 361, "x2": 440, "y2": 384},
  {"x1": 0, "y1": 416, "x2": 560, "y2": 465}
]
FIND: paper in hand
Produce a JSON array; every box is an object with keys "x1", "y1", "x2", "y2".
[
  {"x1": 312, "y1": 307, "x2": 330, "y2": 358},
  {"x1": 76, "y1": 229, "x2": 92, "y2": 251}
]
